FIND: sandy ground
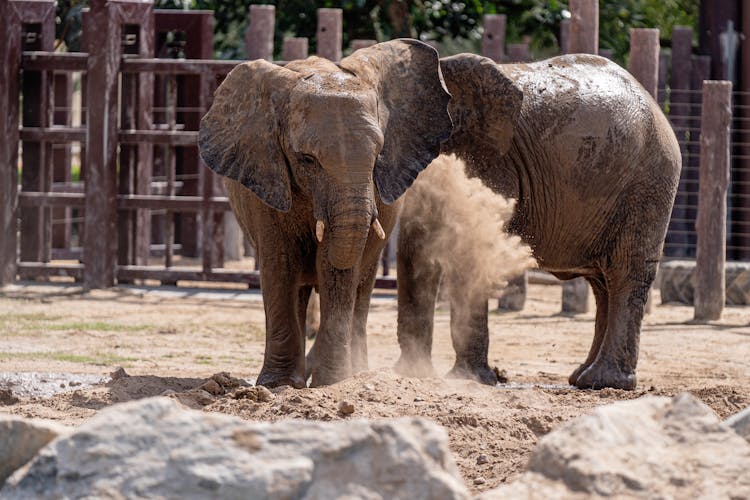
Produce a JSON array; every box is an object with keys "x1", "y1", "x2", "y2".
[{"x1": 1, "y1": 280, "x2": 749, "y2": 493}]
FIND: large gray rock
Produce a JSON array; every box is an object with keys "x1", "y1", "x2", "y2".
[
  {"x1": 2, "y1": 397, "x2": 468, "y2": 500},
  {"x1": 726, "y1": 405, "x2": 750, "y2": 443},
  {"x1": 482, "y1": 393, "x2": 750, "y2": 499},
  {"x1": 0, "y1": 415, "x2": 67, "y2": 487}
]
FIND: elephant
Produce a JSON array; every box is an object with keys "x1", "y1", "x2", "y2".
[
  {"x1": 199, "y1": 40, "x2": 452, "y2": 388},
  {"x1": 396, "y1": 53, "x2": 681, "y2": 390}
]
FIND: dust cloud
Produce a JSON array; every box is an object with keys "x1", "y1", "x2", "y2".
[{"x1": 401, "y1": 154, "x2": 534, "y2": 309}]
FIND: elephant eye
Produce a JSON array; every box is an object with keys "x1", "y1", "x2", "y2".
[{"x1": 300, "y1": 154, "x2": 317, "y2": 166}]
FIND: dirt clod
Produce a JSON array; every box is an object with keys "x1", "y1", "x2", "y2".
[
  {"x1": 230, "y1": 386, "x2": 275, "y2": 403},
  {"x1": 110, "y1": 367, "x2": 129, "y2": 380},
  {"x1": 0, "y1": 388, "x2": 18, "y2": 405},
  {"x1": 338, "y1": 400, "x2": 355, "y2": 415}
]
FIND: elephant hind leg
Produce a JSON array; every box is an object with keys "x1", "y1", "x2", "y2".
[
  {"x1": 568, "y1": 275, "x2": 607, "y2": 386},
  {"x1": 574, "y1": 260, "x2": 657, "y2": 390},
  {"x1": 447, "y1": 297, "x2": 498, "y2": 385},
  {"x1": 395, "y1": 224, "x2": 441, "y2": 379}
]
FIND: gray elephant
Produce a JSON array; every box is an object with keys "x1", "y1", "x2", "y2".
[
  {"x1": 396, "y1": 53, "x2": 681, "y2": 390},
  {"x1": 199, "y1": 40, "x2": 451, "y2": 387}
]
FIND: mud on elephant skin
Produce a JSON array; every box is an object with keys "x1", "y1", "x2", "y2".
[
  {"x1": 397, "y1": 53, "x2": 681, "y2": 390},
  {"x1": 199, "y1": 40, "x2": 451, "y2": 388}
]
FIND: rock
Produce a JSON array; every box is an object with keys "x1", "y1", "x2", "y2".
[
  {"x1": 476, "y1": 454, "x2": 488, "y2": 465},
  {"x1": 473, "y1": 476, "x2": 486, "y2": 485},
  {"x1": 0, "y1": 415, "x2": 67, "y2": 486},
  {"x1": 2, "y1": 397, "x2": 468, "y2": 499},
  {"x1": 338, "y1": 400, "x2": 355, "y2": 415},
  {"x1": 481, "y1": 393, "x2": 750, "y2": 499},
  {"x1": 726, "y1": 405, "x2": 750, "y2": 442}
]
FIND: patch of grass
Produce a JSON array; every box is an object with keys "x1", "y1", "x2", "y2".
[
  {"x1": 194, "y1": 355, "x2": 213, "y2": 365},
  {"x1": 44, "y1": 321, "x2": 149, "y2": 333},
  {"x1": 0, "y1": 351, "x2": 136, "y2": 366}
]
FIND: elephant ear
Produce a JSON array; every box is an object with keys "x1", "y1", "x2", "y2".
[
  {"x1": 340, "y1": 39, "x2": 453, "y2": 204},
  {"x1": 439, "y1": 53, "x2": 523, "y2": 156},
  {"x1": 199, "y1": 60, "x2": 299, "y2": 212}
]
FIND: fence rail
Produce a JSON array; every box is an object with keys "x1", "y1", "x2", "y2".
[{"x1": 1, "y1": 0, "x2": 747, "y2": 308}]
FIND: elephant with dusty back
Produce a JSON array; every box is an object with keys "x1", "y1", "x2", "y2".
[
  {"x1": 199, "y1": 40, "x2": 451, "y2": 387},
  {"x1": 396, "y1": 53, "x2": 681, "y2": 390}
]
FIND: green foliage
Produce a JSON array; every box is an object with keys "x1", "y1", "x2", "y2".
[{"x1": 54, "y1": 0, "x2": 698, "y2": 64}]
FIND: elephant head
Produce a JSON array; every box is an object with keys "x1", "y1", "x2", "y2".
[
  {"x1": 439, "y1": 53, "x2": 523, "y2": 163},
  {"x1": 199, "y1": 40, "x2": 452, "y2": 270}
]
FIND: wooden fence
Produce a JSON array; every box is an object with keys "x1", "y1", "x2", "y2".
[{"x1": 0, "y1": 0, "x2": 743, "y2": 310}]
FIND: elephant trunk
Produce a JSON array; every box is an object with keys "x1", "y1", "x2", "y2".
[{"x1": 326, "y1": 184, "x2": 376, "y2": 270}]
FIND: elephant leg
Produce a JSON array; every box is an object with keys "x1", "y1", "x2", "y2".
[
  {"x1": 568, "y1": 275, "x2": 608, "y2": 386},
  {"x1": 310, "y1": 261, "x2": 359, "y2": 387},
  {"x1": 575, "y1": 261, "x2": 656, "y2": 390},
  {"x1": 395, "y1": 224, "x2": 441, "y2": 378},
  {"x1": 447, "y1": 298, "x2": 497, "y2": 385},
  {"x1": 256, "y1": 259, "x2": 306, "y2": 389},
  {"x1": 351, "y1": 262, "x2": 379, "y2": 374}
]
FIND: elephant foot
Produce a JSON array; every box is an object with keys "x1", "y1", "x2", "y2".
[
  {"x1": 256, "y1": 371, "x2": 307, "y2": 389},
  {"x1": 309, "y1": 368, "x2": 351, "y2": 388},
  {"x1": 394, "y1": 353, "x2": 436, "y2": 379},
  {"x1": 447, "y1": 360, "x2": 499, "y2": 386},
  {"x1": 568, "y1": 363, "x2": 590, "y2": 386},
  {"x1": 573, "y1": 360, "x2": 636, "y2": 390}
]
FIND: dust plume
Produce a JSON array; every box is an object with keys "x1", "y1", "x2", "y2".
[{"x1": 401, "y1": 154, "x2": 534, "y2": 309}]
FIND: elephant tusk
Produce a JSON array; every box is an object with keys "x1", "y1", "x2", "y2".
[
  {"x1": 316, "y1": 220, "x2": 325, "y2": 242},
  {"x1": 372, "y1": 219, "x2": 386, "y2": 240}
]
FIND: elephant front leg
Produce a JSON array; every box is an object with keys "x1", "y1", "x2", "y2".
[
  {"x1": 310, "y1": 263, "x2": 359, "y2": 387},
  {"x1": 447, "y1": 297, "x2": 498, "y2": 385},
  {"x1": 351, "y1": 262, "x2": 379, "y2": 374},
  {"x1": 257, "y1": 264, "x2": 307, "y2": 389},
  {"x1": 575, "y1": 263, "x2": 656, "y2": 390}
]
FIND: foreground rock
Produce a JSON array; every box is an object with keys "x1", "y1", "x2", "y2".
[
  {"x1": 482, "y1": 393, "x2": 750, "y2": 499},
  {"x1": 726, "y1": 405, "x2": 750, "y2": 442},
  {"x1": 0, "y1": 415, "x2": 67, "y2": 487},
  {"x1": 2, "y1": 397, "x2": 468, "y2": 499}
]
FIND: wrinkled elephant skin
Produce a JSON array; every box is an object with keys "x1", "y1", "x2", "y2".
[
  {"x1": 397, "y1": 54, "x2": 681, "y2": 390},
  {"x1": 200, "y1": 40, "x2": 452, "y2": 387}
]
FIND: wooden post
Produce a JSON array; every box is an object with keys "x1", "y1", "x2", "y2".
[
  {"x1": 506, "y1": 43, "x2": 530, "y2": 63},
  {"x1": 316, "y1": 8, "x2": 342, "y2": 62},
  {"x1": 559, "y1": 19, "x2": 570, "y2": 54},
  {"x1": 568, "y1": 0, "x2": 598, "y2": 54},
  {"x1": 246, "y1": 4, "x2": 275, "y2": 61},
  {"x1": 498, "y1": 272, "x2": 527, "y2": 311},
  {"x1": 562, "y1": 278, "x2": 589, "y2": 314},
  {"x1": 282, "y1": 37, "x2": 308, "y2": 61},
  {"x1": 481, "y1": 14, "x2": 506, "y2": 62},
  {"x1": 628, "y1": 29, "x2": 660, "y2": 99},
  {"x1": 0, "y1": 0, "x2": 20, "y2": 285},
  {"x1": 83, "y1": 0, "x2": 123, "y2": 288},
  {"x1": 694, "y1": 81, "x2": 732, "y2": 321},
  {"x1": 665, "y1": 26, "x2": 693, "y2": 258},
  {"x1": 350, "y1": 39, "x2": 377, "y2": 52}
]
